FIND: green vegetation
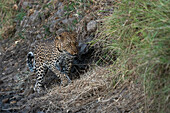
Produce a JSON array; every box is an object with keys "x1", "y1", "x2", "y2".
[
  {"x1": 43, "y1": 25, "x2": 51, "y2": 37},
  {"x1": 64, "y1": 0, "x2": 93, "y2": 17},
  {"x1": 0, "y1": 0, "x2": 26, "y2": 39},
  {"x1": 15, "y1": 10, "x2": 26, "y2": 21},
  {"x1": 18, "y1": 31, "x2": 25, "y2": 39},
  {"x1": 98, "y1": 0, "x2": 170, "y2": 112},
  {"x1": 0, "y1": 0, "x2": 15, "y2": 26},
  {"x1": 0, "y1": 0, "x2": 16, "y2": 39}
]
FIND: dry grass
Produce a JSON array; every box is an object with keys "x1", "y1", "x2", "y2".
[{"x1": 24, "y1": 66, "x2": 145, "y2": 112}]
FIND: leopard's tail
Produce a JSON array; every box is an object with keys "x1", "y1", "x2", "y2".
[{"x1": 27, "y1": 52, "x2": 36, "y2": 72}]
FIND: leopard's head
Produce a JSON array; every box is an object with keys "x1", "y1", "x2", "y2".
[{"x1": 55, "y1": 32, "x2": 78, "y2": 56}]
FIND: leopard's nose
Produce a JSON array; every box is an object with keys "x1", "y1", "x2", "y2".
[
  {"x1": 66, "y1": 51, "x2": 77, "y2": 57},
  {"x1": 71, "y1": 53, "x2": 77, "y2": 57},
  {"x1": 71, "y1": 50, "x2": 78, "y2": 56}
]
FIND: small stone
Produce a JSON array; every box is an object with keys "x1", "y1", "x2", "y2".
[
  {"x1": 15, "y1": 40, "x2": 19, "y2": 44},
  {"x1": 2, "y1": 98, "x2": 9, "y2": 103},
  {"x1": 75, "y1": 102, "x2": 81, "y2": 107},
  {"x1": 13, "y1": 4, "x2": 18, "y2": 10},
  {"x1": 36, "y1": 34, "x2": 42, "y2": 39},
  {"x1": 87, "y1": 20, "x2": 97, "y2": 32},
  {"x1": 10, "y1": 100, "x2": 17, "y2": 104},
  {"x1": 22, "y1": 2, "x2": 29, "y2": 9}
]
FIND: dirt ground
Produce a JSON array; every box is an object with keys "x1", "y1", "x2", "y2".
[{"x1": 0, "y1": 0, "x2": 145, "y2": 113}]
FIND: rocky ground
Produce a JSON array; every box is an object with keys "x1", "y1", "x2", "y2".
[{"x1": 0, "y1": 0, "x2": 145, "y2": 112}]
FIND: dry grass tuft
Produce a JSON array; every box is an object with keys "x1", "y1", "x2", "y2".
[{"x1": 25, "y1": 67, "x2": 144, "y2": 112}]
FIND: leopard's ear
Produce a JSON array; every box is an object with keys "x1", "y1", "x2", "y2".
[
  {"x1": 55, "y1": 36, "x2": 60, "y2": 40},
  {"x1": 55, "y1": 35, "x2": 63, "y2": 42}
]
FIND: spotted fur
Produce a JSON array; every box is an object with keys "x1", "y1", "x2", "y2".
[{"x1": 27, "y1": 32, "x2": 78, "y2": 93}]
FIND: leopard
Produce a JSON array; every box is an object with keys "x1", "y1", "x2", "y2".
[{"x1": 27, "y1": 32, "x2": 78, "y2": 93}]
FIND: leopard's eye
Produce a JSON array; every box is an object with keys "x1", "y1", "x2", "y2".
[{"x1": 57, "y1": 47, "x2": 63, "y2": 52}]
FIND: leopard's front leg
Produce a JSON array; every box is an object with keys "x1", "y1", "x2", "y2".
[
  {"x1": 51, "y1": 61, "x2": 71, "y2": 86},
  {"x1": 64, "y1": 57, "x2": 74, "y2": 82}
]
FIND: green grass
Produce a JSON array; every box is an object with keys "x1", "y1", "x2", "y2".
[
  {"x1": 0, "y1": 0, "x2": 27, "y2": 39},
  {"x1": 0, "y1": 0, "x2": 16, "y2": 39},
  {"x1": 63, "y1": 0, "x2": 93, "y2": 17},
  {"x1": 97, "y1": 0, "x2": 170, "y2": 112},
  {"x1": 15, "y1": 10, "x2": 26, "y2": 21},
  {"x1": 0, "y1": 0, "x2": 15, "y2": 25}
]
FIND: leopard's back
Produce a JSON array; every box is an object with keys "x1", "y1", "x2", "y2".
[{"x1": 34, "y1": 40, "x2": 59, "y2": 68}]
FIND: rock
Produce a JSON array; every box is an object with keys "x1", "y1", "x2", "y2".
[
  {"x1": 22, "y1": 2, "x2": 29, "y2": 9},
  {"x1": 87, "y1": 20, "x2": 97, "y2": 32},
  {"x1": 2, "y1": 98, "x2": 9, "y2": 103},
  {"x1": 76, "y1": 102, "x2": 81, "y2": 107},
  {"x1": 10, "y1": 100, "x2": 17, "y2": 104}
]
